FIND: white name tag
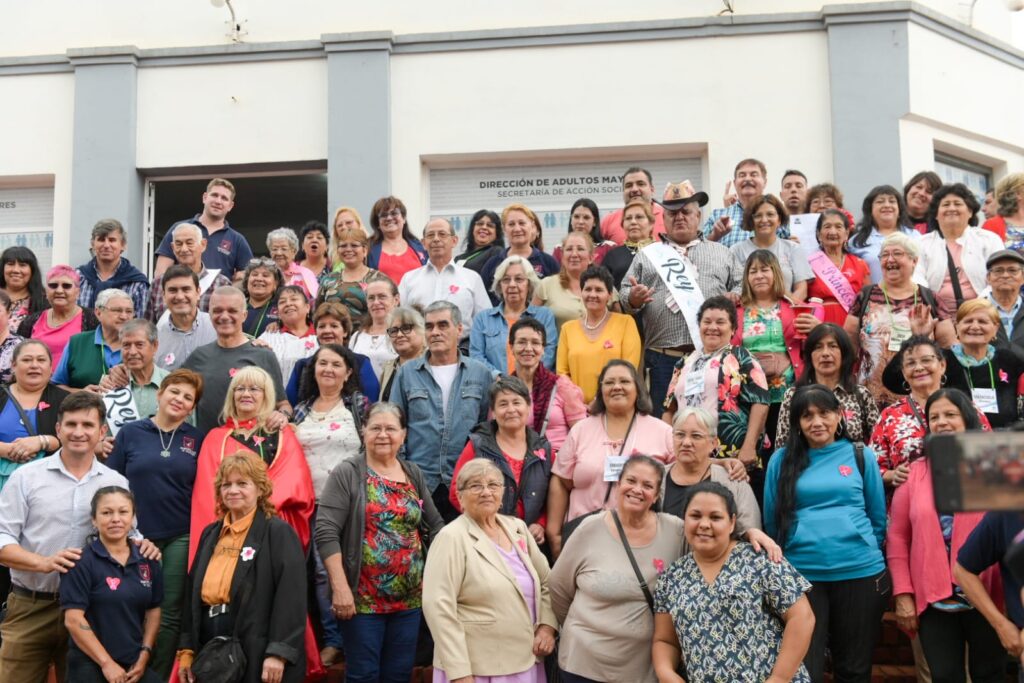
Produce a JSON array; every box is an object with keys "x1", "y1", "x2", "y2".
[
  {"x1": 684, "y1": 368, "x2": 705, "y2": 397},
  {"x1": 972, "y1": 387, "x2": 998, "y2": 414},
  {"x1": 604, "y1": 455, "x2": 629, "y2": 482},
  {"x1": 889, "y1": 323, "x2": 912, "y2": 352}
]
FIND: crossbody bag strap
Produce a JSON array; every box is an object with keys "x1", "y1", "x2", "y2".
[
  {"x1": 538, "y1": 383, "x2": 559, "y2": 436},
  {"x1": 1, "y1": 385, "x2": 37, "y2": 437},
  {"x1": 611, "y1": 510, "x2": 655, "y2": 612},
  {"x1": 945, "y1": 246, "x2": 965, "y2": 309}
]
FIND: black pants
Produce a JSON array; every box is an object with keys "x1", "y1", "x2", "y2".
[
  {"x1": 917, "y1": 607, "x2": 1006, "y2": 683},
  {"x1": 558, "y1": 669, "x2": 602, "y2": 683},
  {"x1": 805, "y1": 570, "x2": 890, "y2": 682},
  {"x1": 432, "y1": 484, "x2": 460, "y2": 524},
  {"x1": 66, "y1": 647, "x2": 162, "y2": 683}
]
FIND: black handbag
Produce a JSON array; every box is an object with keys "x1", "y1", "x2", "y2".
[
  {"x1": 560, "y1": 412, "x2": 637, "y2": 543},
  {"x1": 191, "y1": 636, "x2": 247, "y2": 683}
]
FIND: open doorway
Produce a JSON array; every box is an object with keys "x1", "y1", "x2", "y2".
[{"x1": 149, "y1": 173, "x2": 329, "y2": 268}]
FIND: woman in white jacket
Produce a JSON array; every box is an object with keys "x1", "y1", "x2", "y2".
[{"x1": 914, "y1": 183, "x2": 1003, "y2": 319}]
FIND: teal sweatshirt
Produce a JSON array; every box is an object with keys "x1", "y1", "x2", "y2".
[{"x1": 763, "y1": 439, "x2": 887, "y2": 582}]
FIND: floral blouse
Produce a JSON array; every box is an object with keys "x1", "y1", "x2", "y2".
[
  {"x1": 356, "y1": 469, "x2": 425, "y2": 614},
  {"x1": 741, "y1": 303, "x2": 794, "y2": 402},
  {"x1": 666, "y1": 345, "x2": 770, "y2": 457},
  {"x1": 7, "y1": 296, "x2": 30, "y2": 336},
  {"x1": 869, "y1": 396, "x2": 991, "y2": 475},
  {"x1": 317, "y1": 267, "x2": 383, "y2": 331},
  {"x1": 776, "y1": 383, "x2": 879, "y2": 446},
  {"x1": 654, "y1": 542, "x2": 811, "y2": 683}
]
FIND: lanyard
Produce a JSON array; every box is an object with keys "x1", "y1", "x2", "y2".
[
  {"x1": 963, "y1": 361, "x2": 995, "y2": 392},
  {"x1": 253, "y1": 301, "x2": 272, "y2": 336}
]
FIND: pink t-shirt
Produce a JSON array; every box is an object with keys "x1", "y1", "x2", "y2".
[
  {"x1": 600, "y1": 203, "x2": 666, "y2": 245},
  {"x1": 551, "y1": 413, "x2": 674, "y2": 520},
  {"x1": 936, "y1": 241, "x2": 977, "y2": 319},
  {"x1": 544, "y1": 375, "x2": 588, "y2": 456},
  {"x1": 32, "y1": 309, "x2": 84, "y2": 368}
]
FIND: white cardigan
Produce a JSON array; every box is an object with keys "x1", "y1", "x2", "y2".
[{"x1": 913, "y1": 227, "x2": 1003, "y2": 294}]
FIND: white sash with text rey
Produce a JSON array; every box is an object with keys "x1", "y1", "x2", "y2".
[{"x1": 642, "y1": 241, "x2": 705, "y2": 353}]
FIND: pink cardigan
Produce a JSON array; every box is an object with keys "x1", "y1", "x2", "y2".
[{"x1": 887, "y1": 459, "x2": 1002, "y2": 616}]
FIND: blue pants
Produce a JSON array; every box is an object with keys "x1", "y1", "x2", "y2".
[
  {"x1": 644, "y1": 349, "x2": 680, "y2": 418},
  {"x1": 337, "y1": 608, "x2": 420, "y2": 683},
  {"x1": 312, "y1": 543, "x2": 342, "y2": 648}
]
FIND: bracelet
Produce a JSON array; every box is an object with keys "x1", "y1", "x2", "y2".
[
  {"x1": 140, "y1": 645, "x2": 153, "y2": 655},
  {"x1": 38, "y1": 435, "x2": 46, "y2": 451}
]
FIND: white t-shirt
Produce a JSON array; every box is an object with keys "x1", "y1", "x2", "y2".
[{"x1": 428, "y1": 362, "x2": 459, "y2": 417}]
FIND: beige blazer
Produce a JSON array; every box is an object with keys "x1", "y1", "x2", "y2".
[{"x1": 422, "y1": 514, "x2": 558, "y2": 680}]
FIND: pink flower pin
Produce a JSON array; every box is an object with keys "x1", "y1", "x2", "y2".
[
  {"x1": 517, "y1": 539, "x2": 528, "y2": 553},
  {"x1": 358, "y1": 282, "x2": 368, "y2": 291},
  {"x1": 329, "y1": 422, "x2": 341, "y2": 431},
  {"x1": 1000, "y1": 369, "x2": 1009, "y2": 383},
  {"x1": 37, "y1": 401, "x2": 50, "y2": 411},
  {"x1": 229, "y1": 368, "x2": 238, "y2": 377},
  {"x1": 252, "y1": 435, "x2": 266, "y2": 446},
  {"x1": 304, "y1": 339, "x2": 315, "y2": 350},
  {"x1": 653, "y1": 558, "x2": 665, "y2": 574},
  {"x1": 844, "y1": 409, "x2": 855, "y2": 422},
  {"x1": 164, "y1": 352, "x2": 175, "y2": 366},
  {"x1": 449, "y1": 285, "x2": 460, "y2": 294},
  {"x1": 533, "y1": 448, "x2": 546, "y2": 461},
  {"x1": 106, "y1": 577, "x2": 121, "y2": 591},
  {"x1": 839, "y1": 465, "x2": 853, "y2": 477},
  {"x1": 603, "y1": 340, "x2": 614, "y2": 349},
  {"x1": 240, "y1": 546, "x2": 256, "y2": 562}
]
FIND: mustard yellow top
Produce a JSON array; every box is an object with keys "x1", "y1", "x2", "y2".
[
  {"x1": 555, "y1": 313, "x2": 642, "y2": 403},
  {"x1": 200, "y1": 508, "x2": 257, "y2": 606}
]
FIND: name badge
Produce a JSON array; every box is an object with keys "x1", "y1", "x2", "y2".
[
  {"x1": 971, "y1": 387, "x2": 998, "y2": 414},
  {"x1": 604, "y1": 455, "x2": 629, "y2": 482},
  {"x1": 889, "y1": 323, "x2": 912, "y2": 352},
  {"x1": 684, "y1": 368, "x2": 705, "y2": 397}
]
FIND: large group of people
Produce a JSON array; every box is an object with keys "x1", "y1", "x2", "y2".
[{"x1": 0, "y1": 166, "x2": 1021, "y2": 683}]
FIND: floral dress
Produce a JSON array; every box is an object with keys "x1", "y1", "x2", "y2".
[
  {"x1": 741, "y1": 304, "x2": 794, "y2": 401},
  {"x1": 654, "y1": 542, "x2": 811, "y2": 682},
  {"x1": 357, "y1": 469, "x2": 426, "y2": 614},
  {"x1": 666, "y1": 345, "x2": 770, "y2": 457}
]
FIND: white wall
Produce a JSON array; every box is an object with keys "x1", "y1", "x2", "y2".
[
  {"x1": 136, "y1": 59, "x2": 328, "y2": 169},
  {"x1": 390, "y1": 30, "x2": 835, "y2": 224},
  {"x1": 3, "y1": 0, "x2": 1021, "y2": 56}
]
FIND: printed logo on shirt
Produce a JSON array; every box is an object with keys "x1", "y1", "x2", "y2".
[
  {"x1": 106, "y1": 577, "x2": 121, "y2": 591},
  {"x1": 181, "y1": 436, "x2": 197, "y2": 456},
  {"x1": 139, "y1": 563, "x2": 152, "y2": 588},
  {"x1": 218, "y1": 238, "x2": 233, "y2": 255}
]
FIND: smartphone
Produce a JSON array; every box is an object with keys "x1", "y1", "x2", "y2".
[{"x1": 927, "y1": 431, "x2": 1024, "y2": 514}]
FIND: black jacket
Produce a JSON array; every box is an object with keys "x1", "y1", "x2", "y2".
[
  {"x1": 16, "y1": 308, "x2": 99, "y2": 339},
  {"x1": 468, "y1": 421, "x2": 552, "y2": 525},
  {"x1": 994, "y1": 301, "x2": 1024, "y2": 352},
  {"x1": 0, "y1": 383, "x2": 69, "y2": 439},
  {"x1": 181, "y1": 512, "x2": 306, "y2": 683}
]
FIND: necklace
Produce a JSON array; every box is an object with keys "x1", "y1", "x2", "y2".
[
  {"x1": 156, "y1": 421, "x2": 179, "y2": 458},
  {"x1": 583, "y1": 309, "x2": 610, "y2": 330}
]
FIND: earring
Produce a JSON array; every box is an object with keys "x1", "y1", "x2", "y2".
[
  {"x1": 902, "y1": 380, "x2": 910, "y2": 392},
  {"x1": 940, "y1": 375, "x2": 947, "y2": 386}
]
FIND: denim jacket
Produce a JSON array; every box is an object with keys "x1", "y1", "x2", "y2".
[
  {"x1": 469, "y1": 304, "x2": 558, "y2": 374},
  {"x1": 389, "y1": 353, "x2": 496, "y2": 491}
]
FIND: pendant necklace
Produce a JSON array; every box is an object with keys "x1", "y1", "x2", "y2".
[{"x1": 157, "y1": 423, "x2": 179, "y2": 458}]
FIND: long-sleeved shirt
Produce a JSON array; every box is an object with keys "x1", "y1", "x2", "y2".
[{"x1": 398, "y1": 259, "x2": 492, "y2": 338}]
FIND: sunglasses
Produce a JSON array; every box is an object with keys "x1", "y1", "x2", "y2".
[
  {"x1": 387, "y1": 324, "x2": 415, "y2": 338},
  {"x1": 47, "y1": 282, "x2": 75, "y2": 291}
]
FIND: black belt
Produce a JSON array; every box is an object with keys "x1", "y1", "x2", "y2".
[
  {"x1": 12, "y1": 585, "x2": 58, "y2": 601},
  {"x1": 206, "y1": 603, "x2": 230, "y2": 618}
]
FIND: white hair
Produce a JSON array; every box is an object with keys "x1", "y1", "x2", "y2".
[{"x1": 95, "y1": 288, "x2": 132, "y2": 309}]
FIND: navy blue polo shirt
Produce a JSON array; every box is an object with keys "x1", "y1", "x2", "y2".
[
  {"x1": 106, "y1": 419, "x2": 203, "y2": 540},
  {"x1": 60, "y1": 539, "x2": 164, "y2": 666},
  {"x1": 957, "y1": 510, "x2": 1024, "y2": 627},
  {"x1": 156, "y1": 215, "x2": 254, "y2": 276}
]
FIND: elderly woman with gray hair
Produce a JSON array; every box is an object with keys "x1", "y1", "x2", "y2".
[
  {"x1": 424, "y1": 457, "x2": 557, "y2": 683},
  {"x1": 379, "y1": 306, "x2": 427, "y2": 402},
  {"x1": 267, "y1": 227, "x2": 319, "y2": 301},
  {"x1": 470, "y1": 254, "x2": 558, "y2": 374}
]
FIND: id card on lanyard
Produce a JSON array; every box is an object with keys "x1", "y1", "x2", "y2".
[
  {"x1": 883, "y1": 285, "x2": 917, "y2": 352},
  {"x1": 965, "y1": 362, "x2": 999, "y2": 414},
  {"x1": 602, "y1": 413, "x2": 638, "y2": 482}
]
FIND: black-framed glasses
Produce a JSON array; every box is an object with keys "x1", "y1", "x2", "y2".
[
  {"x1": 387, "y1": 324, "x2": 415, "y2": 338},
  {"x1": 47, "y1": 282, "x2": 74, "y2": 290}
]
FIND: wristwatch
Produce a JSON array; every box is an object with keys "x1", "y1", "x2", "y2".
[{"x1": 140, "y1": 645, "x2": 153, "y2": 655}]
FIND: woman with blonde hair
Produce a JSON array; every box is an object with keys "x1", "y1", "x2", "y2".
[
  {"x1": 329, "y1": 205, "x2": 369, "y2": 266},
  {"x1": 480, "y1": 203, "x2": 559, "y2": 299},
  {"x1": 318, "y1": 226, "x2": 383, "y2": 329},
  {"x1": 534, "y1": 231, "x2": 602, "y2": 332}
]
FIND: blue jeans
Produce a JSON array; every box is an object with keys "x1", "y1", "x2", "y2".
[
  {"x1": 645, "y1": 349, "x2": 680, "y2": 418},
  {"x1": 337, "y1": 608, "x2": 420, "y2": 683},
  {"x1": 312, "y1": 543, "x2": 343, "y2": 649}
]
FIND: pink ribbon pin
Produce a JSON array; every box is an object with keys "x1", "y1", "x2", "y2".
[
  {"x1": 329, "y1": 422, "x2": 341, "y2": 431},
  {"x1": 449, "y1": 285, "x2": 460, "y2": 294},
  {"x1": 164, "y1": 352, "x2": 175, "y2": 365},
  {"x1": 517, "y1": 539, "x2": 528, "y2": 553},
  {"x1": 839, "y1": 465, "x2": 853, "y2": 477},
  {"x1": 305, "y1": 339, "x2": 315, "y2": 350},
  {"x1": 37, "y1": 401, "x2": 50, "y2": 411},
  {"x1": 229, "y1": 368, "x2": 238, "y2": 377},
  {"x1": 252, "y1": 436, "x2": 266, "y2": 446},
  {"x1": 603, "y1": 340, "x2": 614, "y2": 349},
  {"x1": 653, "y1": 558, "x2": 665, "y2": 574},
  {"x1": 105, "y1": 577, "x2": 121, "y2": 591},
  {"x1": 999, "y1": 369, "x2": 1009, "y2": 383}
]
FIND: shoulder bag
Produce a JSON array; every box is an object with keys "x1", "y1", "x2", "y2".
[{"x1": 611, "y1": 510, "x2": 655, "y2": 612}]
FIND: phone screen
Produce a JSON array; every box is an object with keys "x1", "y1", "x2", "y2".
[{"x1": 927, "y1": 432, "x2": 1024, "y2": 513}]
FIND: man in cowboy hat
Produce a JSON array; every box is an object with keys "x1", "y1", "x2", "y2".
[{"x1": 620, "y1": 180, "x2": 741, "y2": 415}]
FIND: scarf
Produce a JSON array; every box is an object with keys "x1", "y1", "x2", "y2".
[
  {"x1": 522, "y1": 365, "x2": 559, "y2": 432},
  {"x1": 951, "y1": 343, "x2": 994, "y2": 368},
  {"x1": 623, "y1": 238, "x2": 654, "y2": 254},
  {"x1": 77, "y1": 257, "x2": 149, "y2": 297}
]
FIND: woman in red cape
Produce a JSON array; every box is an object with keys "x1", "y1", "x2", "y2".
[{"x1": 184, "y1": 366, "x2": 325, "y2": 681}]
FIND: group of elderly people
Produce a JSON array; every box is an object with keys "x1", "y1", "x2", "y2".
[{"x1": 0, "y1": 167, "x2": 1021, "y2": 683}]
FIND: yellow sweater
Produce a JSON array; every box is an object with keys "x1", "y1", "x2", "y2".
[{"x1": 556, "y1": 313, "x2": 642, "y2": 403}]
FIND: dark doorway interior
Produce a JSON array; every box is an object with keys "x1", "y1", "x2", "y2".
[{"x1": 152, "y1": 173, "x2": 329, "y2": 259}]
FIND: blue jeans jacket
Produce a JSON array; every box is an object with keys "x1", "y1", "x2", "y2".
[
  {"x1": 469, "y1": 304, "x2": 558, "y2": 374},
  {"x1": 389, "y1": 353, "x2": 495, "y2": 491}
]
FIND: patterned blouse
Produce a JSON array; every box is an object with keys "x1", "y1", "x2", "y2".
[
  {"x1": 654, "y1": 542, "x2": 811, "y2": 683},
  {"x1": 776, "y1": 383, "x2": 879, "y2": 446},
  {"x1": 869, "y1": 396, "x2": 991, "y2": 474},
  {"x1": 741, "y1": 303, "x2": 795, "y2": 403},
  {"x1": 666, "y1": 345, "x2": 771, "y2": 458},
  {"x1": 318, "y1": 268, "x2": 383, "y2": 331},
  {"x1": 356, "y1": 469, "x2": 425, "y2": 614}
]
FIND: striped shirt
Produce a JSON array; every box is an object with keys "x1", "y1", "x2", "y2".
[{"x1": 701, "y1": 202, "x2": 791, "y2": 248}]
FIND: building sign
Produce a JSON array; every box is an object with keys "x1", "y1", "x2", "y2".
[
  {"x1": 0, "y1": 187, "x2": 55, "y2": 271},
  {"x1": 429, "y1": 158, "x2": 702, "y2": 249}
]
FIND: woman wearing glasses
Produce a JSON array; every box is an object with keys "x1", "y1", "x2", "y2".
[
  {"x1": 18, "y1": 265, "x2": 98, "y2": 367},
  {"x1": 470, "y1": 255, "x2": 558, "y2": 374},
  {"x1": 379, "y1": 307, "x2": 426, "y2": 402},
  {"x1": 366, "y1": 196, "x2": 427, "y2": 286},
  {"x1": 348, "y1": 275, "x2": 399, "y2": 383},
  {"x1": 267, "y1": 227, "x2": 320, "y2": 301},
  {"x1": 317, "y1": 226, "x2": 383, "y2": 331}
]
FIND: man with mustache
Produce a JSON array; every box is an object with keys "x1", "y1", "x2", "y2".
[
  {"x1": 144, "y1": 223, "x2": 231, "y2": 322},
  {"x1": 600, "y1": 166, "x2": 666, "y2": 245},
  {"x1": 99, "y1": 319, "x2": 169, "y2": 420},
  {"x1": 703, "y1": 158, "x2": 790, "y2": 247}
]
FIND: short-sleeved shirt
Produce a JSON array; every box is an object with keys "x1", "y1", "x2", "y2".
[
  {"x1": 956, "y1": 511, "x2": 1024, "y2": 626},
  {"x1": 730, "y1": 238, "x2": 813, "y2": 294},
  {"x1": 129, "y1": 365, "x2": 170, "y2": 421},
  {"x1": 156, "y1": 217, "x2": 254, "y2": 276},
  {"x1": 181, "y1": 340, "x2": 287, "y2": 434},
  {"x1": 106, "y1": 418, "x2": 203, "y2": 540},
  {"x1": 59, "y1": 539, "x2": 164, "y2": 666},
  {"x1": 654, "y1": 542, "x2": 811, "y2": 682}
]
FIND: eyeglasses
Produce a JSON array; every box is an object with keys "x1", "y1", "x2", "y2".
[
  {"x1": 101, "y1": 307, "x2": 134, "y2": 316},
  {"x1": 499, "y1": 276, "x2": 528, "y2": 286},
  {"x1": 879, "y1": 250, "x2": 908, "y2": 261},
  {"x1": 673, "y1": 431, "x2": 709, "y2": 441},
  {"x1": 512, "y1": 339, "x2": 543, "y2": 348},
  {"x1": 47, "y1": 282, "x2": 74, "y2": 290},
  {"x1": 247, "y1": 257, "x2": 276, "y2": 268},
  {"x1": 462, "y1": 482, "x2": 503, "y2": 494},
  {"x1": 990, "y1": 266, "x2": 1023, "y2": 276},
  {"x1": 387, "y1": 324, "x2": 415, "y2": 338},
  {"x1": 902, "y1": 355, "x2": 940, "y2": 370},
  {"x1": 377, "y1": 209, "x2": 402, "y2": 221},
  {"x1": 233, "y1": 385, "x2": 265, "y2": 394}
]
